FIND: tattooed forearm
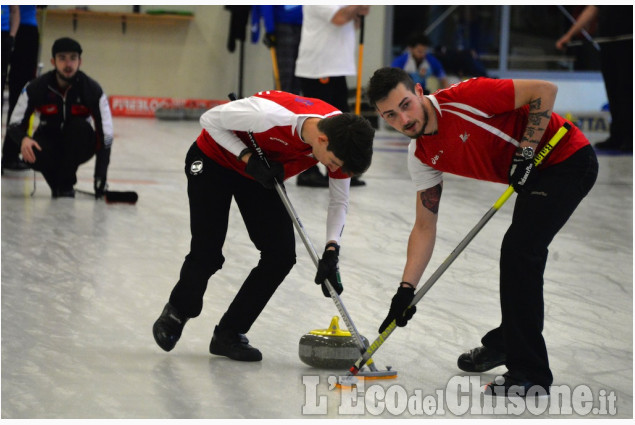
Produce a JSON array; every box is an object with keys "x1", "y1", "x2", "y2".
[
  {"x1": 420, "y1": 183, "x2": 442, "y2": 214},
  {"x1": 525, "y1": 97, "x2": 551, "y2": 142},
  {"x1": 528, "y1": 109, "x2": 551, "y2": 126}
]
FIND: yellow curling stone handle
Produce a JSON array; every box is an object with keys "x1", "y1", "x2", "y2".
[{"x1": 309, "y1": 316, "x2": 351, "y2": 337}]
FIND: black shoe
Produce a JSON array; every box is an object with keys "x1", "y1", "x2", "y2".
[
  {"x1": 2, "y1": 158, "x2": 31, "y2": 172},
  {"x1": 52, "y1": 187, "x2": 76, "y2": 198},
  {"x1": 457, "y1": 345, "x2": 506, "y2": 372},
  {"x1": 350, "y1": 176, "x2": 366, "y2": 186},
  {"x1": 209, "y1": 326, "x2": 262, "y2": 361},
  {"x1": 484, "y1": 372, "x2": 550, "y2": 397},
  {"x1": 297, "y1": 166, "x2": 329, "y2": 188},
  {"x1": 153, "y1": 303, "x2": 189, "y2": 352}
]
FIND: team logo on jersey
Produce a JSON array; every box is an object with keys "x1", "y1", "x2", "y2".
[
  {"x1": 431, "y1": 150, "x2": 444, "y2": 165},
  {"x1": 190, "y1": 160, "x2": 203, "y2": 175},
  {"x1": 270, "y1": 137, "x2": 288, "y2": 146},
  {"x1": 459, "y1": 132, "x2": 470, "y2": 143},
  {"x1": 294, "y1": 97, "x2": 314, "y2": 106}
]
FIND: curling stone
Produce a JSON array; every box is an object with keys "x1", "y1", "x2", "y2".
[
  {"x1": 299, "y1": 316, "x2": 368, "y2": 369},
  {"x1": 154, "y1": 106, "x2": 185, "y2": 120}
]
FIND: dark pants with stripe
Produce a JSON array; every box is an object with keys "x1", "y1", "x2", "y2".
[
  {"x1": 481, "y1": 145, "x2": 598, "y2": 386},
  {"x1": 168, "y1": 142, "x2": 296, "y2": 334}
]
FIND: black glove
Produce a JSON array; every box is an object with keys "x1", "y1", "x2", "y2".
[
  {"x1": 94, "y1": 178, "x2": 107, "y2": 199},
  {"x1": 508, "y1": 147, "x2": 535, "y2": 193},
  {"x1": 378, "y1": 284, "x2": 417, "y2": 333},
  {"x1": 263, "y1": 32, "x2": 276, "y2": 48},
  {"x1": 244, "y1": 154, "x2": 284, "y2": 189},
  {"x1": 314, "y1": 243, "x2": 343, "y2": 297}
]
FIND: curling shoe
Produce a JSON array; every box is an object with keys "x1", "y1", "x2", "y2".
[
  {"x1": 209, "y1": 326, "x2": 262, "y2": 362},
  {"x1": 153, "y1": 303, "x2": 189, "y2": 352},
  {"x1": 457, "y1": 345, "x2": 506, "y2": 372}
]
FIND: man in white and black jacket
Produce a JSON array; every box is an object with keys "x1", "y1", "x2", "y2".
[{"x1": 5, "y1": 37, "x2": 113, "y2": 198}]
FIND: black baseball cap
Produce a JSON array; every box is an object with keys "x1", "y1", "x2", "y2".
[{"x1": 52, "y1": 37, "x2": 82, "y2": 57}]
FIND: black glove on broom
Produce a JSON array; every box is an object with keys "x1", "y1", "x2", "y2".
[
  {"x1": 244, "y1": 154, "x2": 284, "y2": 189},
  {"x1": 379, "y1": 284, "x2": 417, "y2": 333},
  {"x1": 314, "y1": 243, "x2": 343, "y2": 298}
]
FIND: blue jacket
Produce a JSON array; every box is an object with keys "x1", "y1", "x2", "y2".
[
  {"x1": 251, "y1": 5, "x2": 302, "y2": 43},
  {"x1": 391, "y1": 51, "x2": 446, "y2": 90}
]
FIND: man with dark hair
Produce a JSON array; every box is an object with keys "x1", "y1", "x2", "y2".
[
  {"x1": 152, "y1": 90, "x2": 374, "y2": 361},
  {"x1": 5, "y1": 37, "x2": 113, "y2": 198},
  {"x1": 368, "y1": 67, "x2": 597, "y2": 397}
]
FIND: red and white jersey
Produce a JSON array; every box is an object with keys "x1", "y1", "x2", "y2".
[
  {"x1": 408, "y1": 78, "x2": 590, "y2": 191},
  {"x1": 197, "y1": 90, "x2": 350, "y2": 243}
]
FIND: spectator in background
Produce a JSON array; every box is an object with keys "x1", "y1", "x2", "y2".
[
  {"x1": 2, "y1": 5, "x2": 39, "y2": 171},
  {"x1": 252, "y1": 5, "x2": 303, "y2": 95},
  {"x1": 391, "y1": 33, "x2": 449, "y2": 94},
  {"x1": 294, "y1": 5, "x2": 370, "y2": 187},
  {"x1": 5, "y1": 37, "x2": 114, "y2": 198},
  {"x1": 556, "y1": 5, "x2": 633, "y2": 152},
  {"x1": 1, "y1": 5, "x2": 19, "y2": 100}
]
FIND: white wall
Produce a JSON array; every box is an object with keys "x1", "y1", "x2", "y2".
[
  {"x1": 40, "y1": 5, "x2": 386, "y2": 101},
  {"x1": 552, "y1": 79, "x2": 607, "y2": 113},
  {"x1": 39, "y1": 5, "x2": 606, "y2": 113}
]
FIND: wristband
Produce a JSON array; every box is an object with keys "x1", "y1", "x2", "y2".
[
  {"x1": 237, "y1": 147, "x2": 251, "y2": 161},
  {"x1": 325, "y1": 242, "x2": 340, "y2": 254},
  {"x1": 400, "y1": 281, "x2": 415, "y2": 289}
]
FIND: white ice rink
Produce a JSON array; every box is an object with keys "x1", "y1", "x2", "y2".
[{"x1": 1, "y1": 116, "x2": 632, "y2": 419}]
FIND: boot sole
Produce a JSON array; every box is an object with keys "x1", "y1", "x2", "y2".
[
  {"x1": 457, "y1": 358, "x2": 505, "y2": 373},
  {"x1": 209, "y1": 346, "x2": 262, "y2": 362}
]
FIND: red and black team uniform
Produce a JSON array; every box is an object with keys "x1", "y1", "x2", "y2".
[
  {"x1": 169, "y1": 91, "x2": 352, "y2": 335},
  {"x1": 6, "y1": 69, "x2": 113, "y2": 194},
  {"x1": 409, "y1": 78, "x2": 598, "y2": 388}
]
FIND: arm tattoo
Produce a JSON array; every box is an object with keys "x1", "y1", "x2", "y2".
[
  {"x1": 528, "y1": 97, "x2": 551, "y2": 126},
  {"x1": 528, "y1": 109, "x2": 551, "y2": 126},
  {"x1": 420, "y1": 183, "x2": 442, "y2": 214},
  {"x1": 529, "y1": 97, "x2": 542, "y2": 110}
]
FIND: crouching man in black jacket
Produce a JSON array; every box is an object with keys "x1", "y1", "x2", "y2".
[{"x1": 5, "y1": 37, "x2": 113, "y2": 198}]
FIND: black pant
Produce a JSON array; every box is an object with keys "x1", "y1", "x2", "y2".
[
  {"x1": 299, "y1": 76, "x2": 350, "y2": 112},
  {"x1": 2, "y1": 31, "x2": 12, "y2": 98},
  {"x1": 481, "y1": 145, "x2": 598, "y2": 386},
  {"x1": 31, "y1": 120, "x2": 96, "y2": 191},
  {"x1": 600, "y1": 39, "x2": 633, "y2": 148},
  {"x1": 7, "y1": 23, "x2": 38, "y2": 120},
  {"x1": 275, "y1": 23, "x2": 302, "y2": 95},
  {"x1": 3, "y1": 24, "x2": 39, "y2": 164},
  {"x1": 168, "y1": 143, "x2": 296, "y2": 334}
]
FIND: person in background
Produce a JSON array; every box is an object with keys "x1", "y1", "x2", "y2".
[
  {"x1": 251, "y1": 5, "x2": 303, "y2": 95},
  {"x1": 1, "y1": 5, "x2": 20, "y2": 100},
  {"x1": 152, "y1": 90, "x2": 374, "y2": 361},
  {"x1": 368, "y1": 67, "x2": 597, "y2": 397},
  {"x1": 391, "y1": 33, "x2": 449, "y2": 94},
  {"x1": 294, "y1": 5, "x2": 370, "y2": 187},
  {"x1": 5, "y1": 37, "x2": 113, "y2": 198},
  {"x1": 556, "y1": 5, "x2": 633, "y2": 152},
  {"x1": 2, "y1": 5, "x2": 39, "y2": 171}
]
